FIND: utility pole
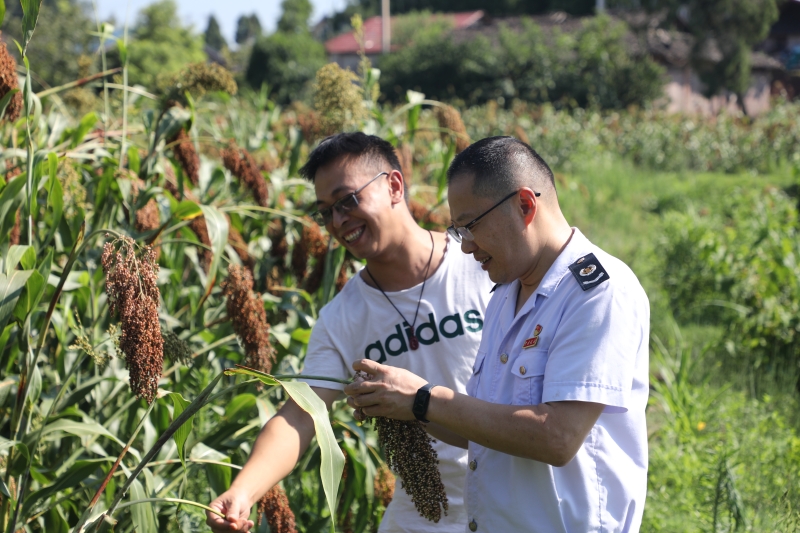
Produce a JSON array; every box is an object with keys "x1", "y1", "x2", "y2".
[
  {"x1": 382, "y1": 0, "x2": 391, "y2": 54},
  {"x1": 596, "y1": 0, "x2": 606, "y2": 12}
]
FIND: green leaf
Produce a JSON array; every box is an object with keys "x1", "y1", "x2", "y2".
[
  {"x1": 43, "y1": 152, "x2": 63, "y2": 247},
  {"x1": 44, "y1": 507, "x2": 69, "y2": 533},
  {"x1": 127, "y1": 146, "x2": 140, "y2": 173},
  {"x1": 5, "y1": 245, "x2": 35, "y2": 275},
  {"x1": 0, "y1": 269, "x2": 34, "y2": 332},
  {"x1": 282, "y1": 380, "x2": 344, "y2": 531},
  {"x1": 198, "y1": 204, "x2": 229, "y2": 296},
  {"x1": 224, "y1": 393, "x2": 256, "y2": 422},
  {"x1": 0, "y1": 0, "x2": 5, "y2": 28},
  {"x1": 20, "y1": 0, "x2": 43, "y2": 55},
  {"x1": 190, "y1": 443, "x2": 231, "y2": 496},
  {"x1": 168, "y1": 392, "x2": 193, "y2": 470},
  {"x1": 0, "y1": 173, "x2": 26, "y2": 242},
  {"x1": 171, "y1": 200, "x2": 202, "y2": 221},
  {"x1": 0, "y1": 88, "x2": 18, "y2": 119},
  {"x1": 128, "y1": 478, "x2": 158, "y2": 533},
  {"x1": 70, "y1": 112, "x2": 98, "y2": 149},
  {"x1": 13, "y1": 269, "x2": 44, "y2": 323},
  {"x1": 21, "y1": 459, "x2": 109, "y2": 518},
  {"x1": 156, "y1": 106, "x2": 191, "y2": 146},
  {"x1": 290, "y1": 327, "x2": 312, "y2": 345},
  {"x1": 30, "y1": 419, "x2": 124, "y2": 448}
]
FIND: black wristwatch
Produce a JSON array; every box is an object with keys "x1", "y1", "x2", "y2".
[{"x1": 412, "y1": 383, "x2": 436, "y2": 423}]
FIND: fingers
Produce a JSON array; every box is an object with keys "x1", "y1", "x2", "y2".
[
  {"x1": 352, "y1": 359, "x2": 382, "y2": 375},
  {"x1": 206, "y1": 494, "x2": 254, "y2": 532}
]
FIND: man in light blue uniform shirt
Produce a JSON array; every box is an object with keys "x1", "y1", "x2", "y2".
[{"x1": 345, "y1": 136, "x2": 650, "y2": 532}]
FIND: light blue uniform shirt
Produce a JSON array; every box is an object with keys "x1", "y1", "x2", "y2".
[{"x1": 465, "y1": 228, "x2": 649, "y2": 533}]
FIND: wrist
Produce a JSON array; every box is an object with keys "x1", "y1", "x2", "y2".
[
  {"x1": 424, "y1": 386, "x2": 454, "y2": 424},
  {"x1": 412, "y1": 383, "x2": 436, "y2": 423}
]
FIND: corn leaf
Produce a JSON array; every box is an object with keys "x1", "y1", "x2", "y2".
[
  {"x1": 0, "y1": 88, "x2": 17, "y2": 119},
  {"x1": 42, "y1": 153, "x2": 63, "y2": 248},
  {"x1": 168, "y1": 392, "x2": 192, "y2": 470},
  {"x1": 198, "y1": 204, "x2": 228, "y2": 297},
  {"x1": 128, "y1": 478, "x2": 157, "y2": 533},
  {"x1": 0, "y1": 270, "x2": 34, "y2": 333},
  {"x1": 21, "y1": 459, "x2": 111, "y2": 518},
  {"x1": 5, "y1": 245, "x2": 35, "y2": 275},
  {"x1": 0, "y1": 174, "x2": 26, "y2": 241},
  {"x1": 19, "y1": 0, "x2": 43, "y2": 55},
  {"x1": 29, "y1": 419, "x2": 124, "y2": 448},
  {"x1": 224, "y1": 367, "x2": 344, "y2": 531}
]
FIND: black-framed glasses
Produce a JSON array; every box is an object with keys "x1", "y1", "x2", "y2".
[
  {"x1": 447, "y1": 190, "x2": 540, "y2": 243},
  {"x1": 311, "y1": 171, "x2": 389, "y2": 226}
]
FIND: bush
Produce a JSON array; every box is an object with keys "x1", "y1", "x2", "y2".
[
  {"x1": 379, "y1": 14, "x2": 665, "y2": 109},
  {"x1": 657, "y1": 187, "x2": 800, "y2": 381}
]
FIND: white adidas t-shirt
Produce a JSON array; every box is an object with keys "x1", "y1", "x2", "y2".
[{"x1": 301, "y1": 237, "x2": 493, "y2": 533}]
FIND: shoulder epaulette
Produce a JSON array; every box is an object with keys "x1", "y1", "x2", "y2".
[{"x1": 568, "y1": 253, "x2": 609, "y2": 291}]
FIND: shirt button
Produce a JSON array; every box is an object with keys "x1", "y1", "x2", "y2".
[
  {"x1": 500, "y1": 353, "x2": 508, "y2": 363},
  {"x1": 469, "y1": 460, "x2": 477, "y2": 471},
  {"x1": 469, "y1": 519, "x2": 478, "y2": 531},
  {"x1": 519, "y1": 366, "x2": 527, "y2": 375}
]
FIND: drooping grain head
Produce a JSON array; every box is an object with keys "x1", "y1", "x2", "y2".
[
  {"x1": 161, "y1": 329, "x2": 192, "y2": 366},
  {"x1": 313, "y1": 63, "x2": 367, "y2": 136},
  {"x1": 435, "y1": 105, "x2": 470, "y2": 154},
  {"x1": 222, "y1": 141, "x2": 270, "y2": 207},
  {"x1": 158, "y1": 62, "x2": 238, "y2": 105},
  {"x1": 0, "y1": 35, "x2": 22, "y2": 123},
  {"x1": 101, "y1": 237, "x2": 163, "y2": 403},
  {"x1": 257, "y1": 486, "x2": 297, "y2": 533},
  {"x1": 371, "y1": 417, "x2": 448, "y2": 522},
  {"x1": 168, "y1": 127, "x2": 200, "y2": 186},
  {"x1": 291, "y1": 219, "x2": 328, "y2": 282},
  {"x1": 188, "y1": 216, "x2": 213, "y2": 271},
  {"x1": 374, "y1": 463, "x2": 396, "y2": 507},
  {"x1": 221, "y1": 263, "x2": 275, "y2": 375}
]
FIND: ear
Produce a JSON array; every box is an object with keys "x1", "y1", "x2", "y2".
[
  {"x1": 387, "y1": 170, "x2": 405, "y2": 206},
  {"x1": 518, "y1": 188, "x2": 538, "y2": 226}
]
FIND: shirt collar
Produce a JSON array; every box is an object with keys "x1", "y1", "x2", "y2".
[{"x1": 535, "y1": 227, "x2": 593, "y2": 299}]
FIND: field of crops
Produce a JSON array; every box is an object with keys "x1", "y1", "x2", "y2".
[{"x1": 1, "y1": 5, "x2": 800, "y2": 532}]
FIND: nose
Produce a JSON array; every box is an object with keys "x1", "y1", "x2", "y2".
[
  {"x1": 461, "y1": 239, "x2": 478, "y2": 254},
  {"x1": 331, "y1": 207, "x2": 350, "y2": 229}
]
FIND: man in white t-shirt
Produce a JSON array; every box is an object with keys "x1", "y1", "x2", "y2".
[
  {"x1": 207, "y1": 133, "x2": 493, "y2": 532},
  {"x1": 344, "y1": 136, "x2": 649, "y2": 532}
]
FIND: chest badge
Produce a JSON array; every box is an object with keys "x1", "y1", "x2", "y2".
[{"x1": 523, "y1": 324, "x2": 543, "y2": 349}]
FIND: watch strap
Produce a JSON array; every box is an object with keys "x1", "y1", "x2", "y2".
[{"x1": 413, "y1": 383, "x2": 436, "y2": 423}]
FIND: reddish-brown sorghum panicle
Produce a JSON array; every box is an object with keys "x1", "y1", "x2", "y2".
[
  {"x1": 168, "y1": 127, "x2": 200, "y2": 186},
  {"x1": 0, "y1": 34, "x2": 22, "y2": 123},
  {"x1": 435, "y1": 105, "x2": 470, "y2": 154},
  {"x1": 291, "y1": 219, "x2": 328, "y2": 282},
  {"x1": 101, "y1": 237, "x2": 163, "y2": 403},
  {"x1": 257, "y1": 486, "x2": 297, "y2": 533},
  {"x1": 374, "y1": 463, "x2": 396, "y2": 507},
  {"x1": 221, "y1": 264, "x2": 275, "y2": 374},
  {"x1": 222, "y1": 141, "x2": 270, "y2": 207}
]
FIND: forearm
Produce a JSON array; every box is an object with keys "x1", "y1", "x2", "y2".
[
  {"x1": 424, "y1": 421, "x2": 468, "y2": 449},
  {"x1": 425, "y1": 388, "x2": 601, "y2": 466}
]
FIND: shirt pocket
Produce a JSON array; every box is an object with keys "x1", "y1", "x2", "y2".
[
  {"x1": 510, "y1": 349, "x2": 548, "y2": 405},
  {"x1": 466, "y1": 350, "x2": 487, "y2": 397}
]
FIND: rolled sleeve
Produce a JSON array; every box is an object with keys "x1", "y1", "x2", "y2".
[{"x1": 541, "y1": 282, "x2": 643, "y2": 413}]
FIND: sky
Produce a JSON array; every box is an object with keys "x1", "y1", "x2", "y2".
[{"x1": 96, "y1": 0, "x2": 349, "y2": 44}]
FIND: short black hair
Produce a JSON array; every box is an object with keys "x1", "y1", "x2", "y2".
[
  {"x1": 446, "y1": 136, "x2": 555, "y2": 199},
  {"x1": 299, "y1": 132, "x2": 402, "y2": 182}
]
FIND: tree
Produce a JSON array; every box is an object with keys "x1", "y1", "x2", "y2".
[
  {"x1": 235, "y1": 14, "x2": 262, "y2": 45},
  {"x1": 277, "y1": 0, "x2": 314, "y2": 34},
  {"x1": 205, "y1": 15, "x2": 227, "y2": 51},
  {"x1": 245, "y1": 0, "x2": 324, "y2": 102},
  {"x1": 1, "y1": 0, "x2": 94, "y2": 88},
  {"x1": 673, "y1": 0, "x2": 779, "y2": 109},
  {"x1": 245, "y1": 31, "x2": 325, "y2": 103},
  {"x1": 120, "y1": 0, "x2": 206, "y2": 88}
]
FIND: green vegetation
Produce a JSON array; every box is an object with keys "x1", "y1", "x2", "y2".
[{"x1": 0, "y1": 0, "x2": 798, "y2": 530}]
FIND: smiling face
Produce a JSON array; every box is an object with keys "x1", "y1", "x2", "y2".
[
  {"x1": 314, "y1": 155, "x2": 404, "y2": 260},
  {"x1": 448, "y1": 173, "x2": 535, "y2": 284}
]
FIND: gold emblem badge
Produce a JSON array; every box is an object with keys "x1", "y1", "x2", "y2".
[{"x1": 579, "y1": 264, "x2": 597, "y2": 277}]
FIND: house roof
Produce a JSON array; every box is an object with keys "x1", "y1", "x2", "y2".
[{"x1": 325, "y1": 10, "x2": 485, "y2": 55}]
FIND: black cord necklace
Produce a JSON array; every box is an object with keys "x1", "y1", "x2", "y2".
[{"x1": 365, "y1": 230, "x2": 435, "y2": 351}]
